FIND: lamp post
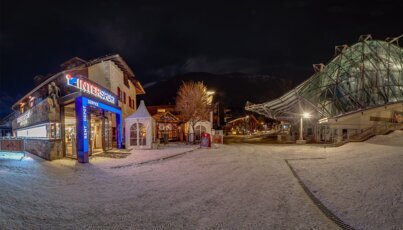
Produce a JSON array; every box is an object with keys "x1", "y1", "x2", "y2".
[
  {"x1": 207, "y1": 91, "x2": 215, "y2": 126},
  {"x1": 298, "y1": 112, "x2": 311, "y2": 144}
]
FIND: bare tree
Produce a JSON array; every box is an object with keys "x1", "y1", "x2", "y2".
[{"x1": 176, "y1": 81, "x2": 210, "y2": 144}]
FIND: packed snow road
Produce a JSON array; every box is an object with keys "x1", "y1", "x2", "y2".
[{"x1": 1, "y1": 131, "x2": 402, "y2": 229}]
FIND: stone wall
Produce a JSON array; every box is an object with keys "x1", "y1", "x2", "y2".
[
  {"x1": 0, "y1": 139, "x2": 24, "y2": 151},
  {"x1": 24, "y1": 139, "x2": 63, "y2": 160},
  {"x1": 12, "y1": 98, "x2": 61, "y2": 130}
]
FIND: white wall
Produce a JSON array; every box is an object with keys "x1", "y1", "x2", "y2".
[
  {"x1": 16, "y1": 125, "x2": 47, "y2": 138},
  {"x1": 125, "y1": 118, "x2": 154, "y2": 149},
  {"x1": 328, "y1": 103, "x2": 403, "y2": 130},
  {"x1": 88, "y1": 61, "x2": 111, "y2": 90},
  {"x1": 88, "y1": 60, "x2": 137, "y2": 120},
  {"x1": 187, "y1": 121, "x2": 212, "y2": 135}
]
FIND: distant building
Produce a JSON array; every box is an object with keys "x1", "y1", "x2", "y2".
[
  {"x1": 225, "y1": 115, "x2": 258, "y2": 135},
  {"x1": 223, "y1": 108, "x2": 232, "y2": 123},
  {"x1": 146, "y1": 105, "x2": 181, "y2": 142},
  {"x1": 147, "y1": 104, "x2": 213, "y2": 142},
  {"x1": 8, "y1": 54, "x2": 144, "y2": 162}
]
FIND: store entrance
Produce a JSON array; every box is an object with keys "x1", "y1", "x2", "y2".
[
  {"x1": 64, "y1": 103, "x2": 77, "y2": 158},
  {"x1": 65, "y1": 96, "x2": 122, "y2": 163},
  {"x1": 63, "y1": 102, "x2": 115, "y2": 159},
  {"x1": 90, "y1": 113, "x2": 103, "y2": 155},
  {"x1": 88, "y1": 108, "x2": 114, "y2": 156}
]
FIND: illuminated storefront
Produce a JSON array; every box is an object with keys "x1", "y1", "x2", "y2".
[
  {"x1": 11, "y1": 74, "x2": 122, "y2": 162},
  {"x1": 75, "y1": 96, "x2": 122, "y2": 163},
  {"x1": 10, "y1": 54, "x2": 143, "y2": 162}
]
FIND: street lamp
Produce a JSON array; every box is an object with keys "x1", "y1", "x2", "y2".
[
  {"x1": 207, "y1": 91, "x2": 215, "y2": 126},
  {"x1": 207, "y1": 91, "x2": 215, "y2": 105},
  {"x1": 298, "y1": 112, "x2": 311, "y2": 143},
  {"x1": 207, "y1": 91, "x2": 215, "y2": 128}
]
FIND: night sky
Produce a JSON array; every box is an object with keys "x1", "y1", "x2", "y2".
[{"x1": 1, "y1": 0, "x2": 402, "y2": 117}]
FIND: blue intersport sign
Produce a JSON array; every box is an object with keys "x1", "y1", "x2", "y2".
[
  {"x1": 66, "y1": 74, "x2": 116, "y2": 104},
  {"x1": 75, "y1": 96, "x2": 122, "y2": 163},
  {"x1": 82, "y1": 103, "x2": 88, "y2": 152}
]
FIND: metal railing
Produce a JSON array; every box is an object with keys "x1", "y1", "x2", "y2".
[{"x1": 347, "y1": 122, "x2": 403, "y2": 143}]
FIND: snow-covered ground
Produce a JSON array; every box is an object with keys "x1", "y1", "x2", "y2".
[
  {"x1": 289, "y1": 130, "x2": 403, "y2": 230},
  {"x1": 0, "y1": 131, "x2": 402, "y2": 229}
]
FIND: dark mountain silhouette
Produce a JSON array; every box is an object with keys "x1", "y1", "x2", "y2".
[{"x1": 139, "y1": 72, "x2": 295, "y2": 116}]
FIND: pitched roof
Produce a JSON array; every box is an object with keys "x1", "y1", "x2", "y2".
[
  {"x1": 126, "y1": 100, "x2": 152, "y2": 119},
  {"x1": 152, "y1": 111, "x2": 179, "y2": 123}
]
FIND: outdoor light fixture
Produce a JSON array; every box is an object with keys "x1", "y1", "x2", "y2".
[
  {"x1": 297, "y1": 112, "x2": 311, "y2": 144},
  {"x1": 207, "y1": 91, "x2": 215, "y2": 123}
]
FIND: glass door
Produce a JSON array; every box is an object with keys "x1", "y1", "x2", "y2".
[
  {"x1": 64, "y1": 103, "x2": 77, "y2": 158},
  {"x1": 103, "y1": 116, "x2": 112, "y2": 150}
]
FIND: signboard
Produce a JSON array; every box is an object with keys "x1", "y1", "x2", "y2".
[
  {"x1": 16, "y1": 110, "x2": 32, "y2": 126},
  {"x1": 82, "y1": 103, "x2": 88, "y2": 152},
  {"x1": 66, "y1": 74, "x2": 116, "y2": 104}
]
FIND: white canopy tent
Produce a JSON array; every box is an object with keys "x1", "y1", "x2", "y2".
[{"x1": 125, "y1": 100, "x2": 155, "y2": 149}]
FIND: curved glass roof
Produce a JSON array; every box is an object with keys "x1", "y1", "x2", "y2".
[{"x1": 246, "y1": 37, "x2": 403, "y2": 120}]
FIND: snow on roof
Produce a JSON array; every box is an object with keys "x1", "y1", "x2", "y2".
[{"x1": 126, "y1": 100, "x2": 152, "y2": 119}]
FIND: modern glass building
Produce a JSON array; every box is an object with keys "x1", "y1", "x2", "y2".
[{"x1": 246, "y1": 35, "x2": 403, "y2": 143}]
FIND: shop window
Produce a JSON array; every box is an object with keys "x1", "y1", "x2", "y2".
[
  {"x1": 50, "y1": 123, "x2": 61, "y2": 139},
  {"x1": 16, "y1": 122, "x2": 61, "y2": 139}
]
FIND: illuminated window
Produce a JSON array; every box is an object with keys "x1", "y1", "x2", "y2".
[{"x1": 16, "y1": 123, "x2": 61, "y2": 139}]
